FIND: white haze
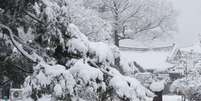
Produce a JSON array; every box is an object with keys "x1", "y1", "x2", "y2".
[{"x1": 169, "y1": 0, "x2": 201, "y2": 47}]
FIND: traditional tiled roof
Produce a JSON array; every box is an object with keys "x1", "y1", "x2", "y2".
[{"x1": 120, "y1": 40, "x2": 175, "y2": 71}]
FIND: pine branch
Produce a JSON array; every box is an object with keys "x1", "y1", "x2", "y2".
[
  {"x1": 87, "y1": 60, "x2": 113, "y2": 77},
  {"x1": 23, "y1": 10, "x2": 46, "y2": 26},
  {"x1": 0, "y1": 24, "x2": 43, "y2": 63}
]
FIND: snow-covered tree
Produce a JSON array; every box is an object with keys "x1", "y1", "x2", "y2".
[
  {"x1": 0, "y1": 0, "x2": 161, "y2": 100},
  {"x1": 1, "y1": 21, "x2": 155, "y2": 101},
  {"x1": 22, "y1": 24, "x2": 155, "y2": 101},
  {"x1": 81, "y1": 0, "x2": 177, "y2": 67},
  {"x1": 84, "y1": 0, "x2": 177, "y2": 47},
  {"x1": 170, "y1": 72, "x2": 201, "y2": 101}
]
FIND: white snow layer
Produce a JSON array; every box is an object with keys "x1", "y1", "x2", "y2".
[
  {"x1": 88, "y1": 42, "x2": 118, "y2": 64},
  {"x1": 54, "y1": 84, "x2": 63, "y2": 96},
  {"x1": 120, "y1": 39, "x2": 174, "y2": 48},
  {"x1": 109, "y1": 74, "x2": 155, "y2": 101},
  {"x1": 163, "y1": 95, "x2": 182, "y2": 101},
  {"x1": 67, "y1": 38, "x2": 89, "y2": 56},
  {"x1": 180, "y1": 42, "x2": 201, "y2": 53},
  {"x1": 69, "y1": 59, "x2": 104, "y2": 84},
  {"x1": 23, "y1": 62, "x2": 76, "y2": 97},
  {"x1": 121, "y1": 50, "x2": 173, "y2": 71},
  {"x1": 22, "y1": 23, "x2": 154, "y2": 101},
  {"x1": 150, "y1": 81, "x2": 165, "y2": 92},
  {"x1": 67, "y1": 23, "x2": 119, "y2": 64}
]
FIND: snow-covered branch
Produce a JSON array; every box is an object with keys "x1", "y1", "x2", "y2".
[{"x1": 0, "y1": 24, "x2": 43, "y2": 63}]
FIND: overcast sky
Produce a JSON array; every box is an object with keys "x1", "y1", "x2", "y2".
[{"x1": 168, "y1": 0, "x2": 201, "y2": 47}]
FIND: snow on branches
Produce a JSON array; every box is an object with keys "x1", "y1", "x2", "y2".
[{"x1": 21, "y1": 23, "x2": 154, "y2": 101}]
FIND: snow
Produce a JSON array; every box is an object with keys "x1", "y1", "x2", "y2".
[
  {"x1": 33, "y1": 2, "x2": 40, "y2": 16},
  {"x1": 180, "y1": 42, "x2": 201, "y2": 53},
  {"x1": 23, "y1": 62, "x2": 76, "y2": 97},
  {"x1": 109, "y1": 74, "x2": 155, "y2": 101},
  {"x1": 41, "y1": 0, "x2": 60, "y2": 22},
  {"x1": 67, "y1": 38, "x2": 89, "y2": 56},
  {"x1": 35, "y1": 71, "x2": 51, "y2": 86},
  {"x1": 76, "y1": 13, "x2": 113, "y2": 41},
  {"x1": 68, "y1": 23, "x2": 89, "y2": 42},
  {"x1": 17, "y1": 27, "x2": 34, "y2": 43},
  {"x1": 54, "y1": 84, "x2": 63, "y2": 96},
  {"x1": 69, "y1": 59, "x2": 104, "y2": 84},
  {"x1": 66, "y1": 23, "x2": 90, "y2": 56},
  {"x1": 21, "y1": 23, "x2": 154, "y2": 101},
  {"x1": 168, "y1": 44, "x2": 178, "y2": 59},
  {"x1": 120, "y1": 39, "x2": 174, "y2": 48},
  {"x1": 150, "y1": 81, "x2": 165, "y2": 92},
  {"x1": 88, "y1": 42, "x2": 116, "y2": 64},
  {"x1": 163, "y1": 95, "x2": 182, "y2": 101},
  {"x1": 66, "y1": 23, "x2": 118, "y2": 64},
  {"x1": 121, "y1": 50, "x2": 173, "y2": 71},
  {"x1": 67, "y1": 23, "x2": 119, "y2": 65},
  {"x1": 120, "y1": 56, "x2": 138, "y2": 75}
]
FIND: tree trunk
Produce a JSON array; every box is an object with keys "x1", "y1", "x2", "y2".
[
  {"x1": 114, "y1": 30, "x2": 119, "y2": 47},
  {"x1": 114, "y1": 29, "x2": 121, "y2": 70},
  {"x1": 113, "y1": 9, "x2": 121, "y2": 70}
]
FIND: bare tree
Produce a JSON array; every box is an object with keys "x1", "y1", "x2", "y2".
[{"x1": 100, "y1": 0, "x2": 177, "y2": 47}]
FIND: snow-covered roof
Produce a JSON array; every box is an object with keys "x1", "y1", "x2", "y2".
[
  {"x1": 121, "y1": 50, "x2": 174, "y2": 71},
  {"x1": 180, "y1": 43, "x2": 201, "y2": 53},
  {"x1": 168, "y1": 44, "x2": 178, "y2": 58},
  {"x1": 119, "y1": 39, "x2": 175, "y2": 71},
  {"x1": 167, "y1": 43, "x2": 201, "y2": 63},
  {"x1": 120, "y1": 39, "x2": 174, "y2": 48}
]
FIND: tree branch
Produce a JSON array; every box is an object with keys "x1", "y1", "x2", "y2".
[
  {"x1": 134, "y1": 16, "x2": 167, "y2": 35},
  {"x1": 87, "y1": 60, "x2": 113, "y2": 77},
  {"x1": 0, "y1": 24, "x2": 42, "y2": 63},
  {"x1": 23, "y1": 10, "x2": 46, "y2": 26}
]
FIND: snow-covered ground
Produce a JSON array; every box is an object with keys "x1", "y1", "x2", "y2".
[{"x1": 163, "y1": 95, "x2": 182, "y2": 101}]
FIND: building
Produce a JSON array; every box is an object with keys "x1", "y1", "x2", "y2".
[
  {"x1": 167, "y1": 42, "x2": 201, "y2": 75},
  {"x1": 119, "y1": 39, "x2": 179, "y2": 94},
  {"x1": 120, "y1": 39, "x2": 175, "y2": 72}
]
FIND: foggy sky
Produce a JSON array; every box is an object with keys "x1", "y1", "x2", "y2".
[{"x1": 169, "y1": 0, "x2": 201, "y2": 47}]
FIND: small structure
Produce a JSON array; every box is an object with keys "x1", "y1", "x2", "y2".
[
  {"x1": 10, "y1": 89, "x2": 23, "y2": 100},
  {"x1": 167, "y1": 42, "x2": 201, "y2": 77}
]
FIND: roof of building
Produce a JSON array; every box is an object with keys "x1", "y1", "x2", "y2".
[
  {"x1": 121, "y1": 50, "x2": 174, "y2": 71},
  {"x1": 120, "y1": 39, "x2": 176, "y2": 71},
  {"x1": 120, "y1": 39, "x2": 174, "y2": 48},
  {"x1": 167, "y1": 42, "x2": 201, "y2": 61},
  {"x1": 180, "y1": 43, "x2": 201, "y2": 53}
]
